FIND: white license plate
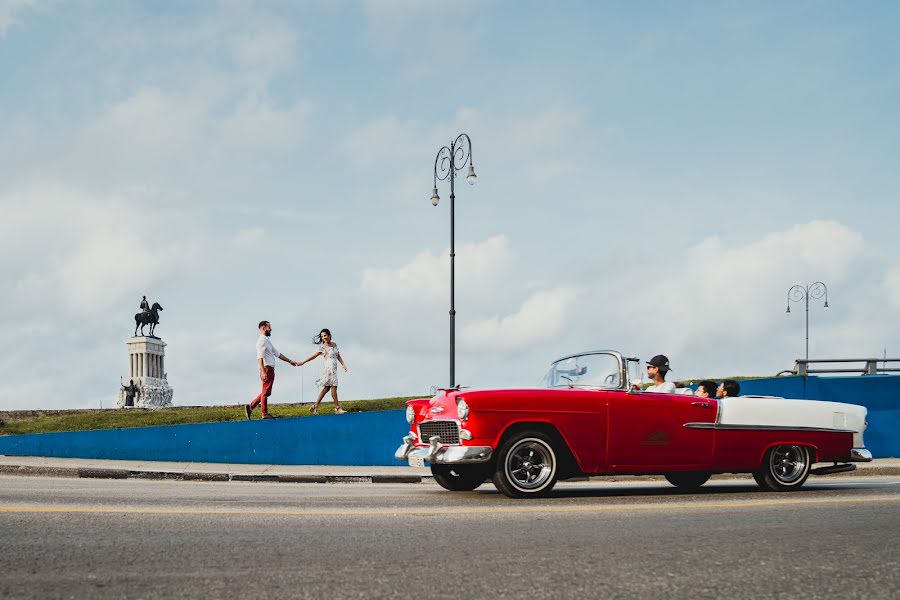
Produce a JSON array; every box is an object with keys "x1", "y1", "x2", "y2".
[{"x1": 408, "y1": 455, "x2": 425, "y2": 468}]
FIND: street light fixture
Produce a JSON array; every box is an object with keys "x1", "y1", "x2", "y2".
[
  {"x1": 786, "y1": 282, "x2": 829, "y2": 362},
  {"x1": 431, "y1": 133, "x2": 476, "y2": 388}
]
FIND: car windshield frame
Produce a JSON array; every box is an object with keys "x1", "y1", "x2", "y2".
[{"x1": 541, "y1": 350, "x2": 631, "y2": 391}]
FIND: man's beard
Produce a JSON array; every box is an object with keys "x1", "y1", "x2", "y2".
[{"x1": 265, "y1": 331, "x2": 271, "y2": 336}]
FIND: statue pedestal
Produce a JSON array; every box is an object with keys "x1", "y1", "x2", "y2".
[{"x1": 118, "y1": 336, "x2": 174, "y2": 408}]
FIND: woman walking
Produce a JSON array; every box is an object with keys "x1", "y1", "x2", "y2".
[{"x1": 300, "y1": 328, "x2": 348, "y2": 414}]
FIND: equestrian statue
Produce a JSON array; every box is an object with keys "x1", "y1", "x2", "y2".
[{"x1": 134, "y1": 295, "x2": 163, "y2": 337}]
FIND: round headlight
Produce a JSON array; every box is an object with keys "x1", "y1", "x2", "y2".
[
  {"x1": 405, "y1": 405, "x2": 415, "y2": 424},
  {"x1": 456, "y1": 397, "x2": 470, "y2": 421}
]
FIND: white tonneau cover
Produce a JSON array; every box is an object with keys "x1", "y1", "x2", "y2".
[{"x1": 718, "y1": 396, "x2": 867, "y2": 433}]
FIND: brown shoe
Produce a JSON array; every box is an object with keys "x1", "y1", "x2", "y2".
[{"x1": 244, "y1": 405, "x2": 252, "y2": 420}]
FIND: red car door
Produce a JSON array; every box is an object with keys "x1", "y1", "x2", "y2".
[{"x1": 605, "y1": 390, "x2": 716, "y2": 471}]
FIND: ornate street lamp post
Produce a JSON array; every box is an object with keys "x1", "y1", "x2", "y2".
[
  {"x1": 431, "y1": 133, "x2": 477, "y2": 388},
  {"x1": 786, "y1": 282, "x2": 829, "y2": 362}
]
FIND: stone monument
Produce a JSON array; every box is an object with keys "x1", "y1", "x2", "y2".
[{"x1": 118, "y1": 296, "x2": 174, "y2": 408}]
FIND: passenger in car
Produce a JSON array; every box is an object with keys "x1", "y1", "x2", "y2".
[
  {"x1": 644, "y1": 354, "x2": 676, "y2": 393},
  {"x1": 696, "y1": 380, "x2": 718, "y2": 398},
  {"x1": 717, "y1": 379, "x2": 741, "y2": 398}
]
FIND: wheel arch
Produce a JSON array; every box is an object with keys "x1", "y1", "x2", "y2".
[
  {"x1": 495, "y1": 421, "x2": 583, "y2": 478},
  {"x1": 756, "y1": 440, "x2": 819, "y2": 469}
]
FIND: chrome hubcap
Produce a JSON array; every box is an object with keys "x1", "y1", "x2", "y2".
[
  {"x1": 770, "y1": 445, "x2": 808, "y2": 483},
  {"x1": 506, "y1": 440, "x2": 554, "y2": 490}
]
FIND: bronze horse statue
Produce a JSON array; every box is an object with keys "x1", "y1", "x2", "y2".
[{"x1": 135, "y1": 302, "x2": 163, "y2": 337}]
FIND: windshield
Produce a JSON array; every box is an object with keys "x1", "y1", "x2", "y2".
[{"x1": 541, "y1": 353, "x2": 622, "y2": 389}]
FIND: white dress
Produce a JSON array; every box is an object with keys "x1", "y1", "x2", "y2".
[{"x1": 315, "y1": 343, "x2": 340, "y2": 387}]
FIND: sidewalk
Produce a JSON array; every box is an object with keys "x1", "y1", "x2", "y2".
[{"x1": 2, "y1": 455, "x2": 899, "y2": 484}]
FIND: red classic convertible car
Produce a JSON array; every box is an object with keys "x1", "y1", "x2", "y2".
[{"x1": 395, "y1": 350, "x2": 872, "y2": 498}]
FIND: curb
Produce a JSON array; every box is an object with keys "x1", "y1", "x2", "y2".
[
  {"x1": 0, "y1": 466, "x2": 430, "y2": 483},
  {"x1": 2, "y1": 464, "x2": 897, "y2": 482}
]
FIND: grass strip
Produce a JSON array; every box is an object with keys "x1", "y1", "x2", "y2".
[{"x1": 0, "y1": 396, "x2": 419, "y2": 436}]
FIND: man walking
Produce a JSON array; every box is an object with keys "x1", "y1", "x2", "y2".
[{"x1": 246, "y1": 320, "x2": 300, "y2": 420}]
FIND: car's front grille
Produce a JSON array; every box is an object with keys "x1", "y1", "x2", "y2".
[{"x1": 419, "y1": 420, "x2": 460, "y2": 445}]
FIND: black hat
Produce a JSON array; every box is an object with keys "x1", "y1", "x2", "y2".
[{"x1": 646, "y1": 354, "x2": 672, "y2": 372}]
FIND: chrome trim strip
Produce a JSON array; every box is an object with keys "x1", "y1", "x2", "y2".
[
  {"x1": 406, "y1": 445, "x2": 493, "y2": 465},
  {"x1": 683, "y1": 422, "x2": 857, "y2": 433},
  {"x1": 553, "y1": 349, "x2": 625, "y2": 363},
  {"x1": 850, "y1": 448, "x2": 872, "y2": 462}
]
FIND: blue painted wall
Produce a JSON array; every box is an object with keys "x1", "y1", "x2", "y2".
[
  {"x1": 0, "y1": 410, "x2": 410, "y2": 466},
  {"x1": 1, "y1": 375, "x2": 897, "y2": 464}
]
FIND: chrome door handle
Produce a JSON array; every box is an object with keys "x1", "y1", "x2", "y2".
[{"x1": 691, "y1": 401, "x2": 711, "y2": 408}]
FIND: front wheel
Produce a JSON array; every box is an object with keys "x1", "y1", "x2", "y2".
[
  {"x1": 664, "y1": 471, "x2": 711, "y2": 490},
  {"x1": 431, "y1": 464, "x2": 488, "y2": 491},
  {"x1": 492, "y1": 431, "x2": 560, "y2": 499},
  {"x1": 753, "y1": 445, "x2": 811, "y2": 491}
]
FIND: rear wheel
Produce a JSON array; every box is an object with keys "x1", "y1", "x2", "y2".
[
  {"x1": 664, "y1": 471, "x2": 711, "y2": 490},
  {"x1": 431, "y1": 464, "x2": 488, "y2": 491},
  {"x1": 492, "y1": 431, "x2": 560, "y2": 499},
  {"x1": 753, "y1": 445, "x2": 811, "y2": 491}
]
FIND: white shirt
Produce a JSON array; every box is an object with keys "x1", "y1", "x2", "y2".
[
  {"x1": 256, "y1": 334, "x2": 281, "y2": 367},
  {"x1": 644, "y1": 381, "x2": 677, "y2": 394}
]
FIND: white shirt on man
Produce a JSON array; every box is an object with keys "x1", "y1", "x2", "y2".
[
  {"x1": 645, "y1": 381, "x2": 677, "y2": 394},
  {"x1": 256, "y1": 335, "x2": 281, "y2": 367}
]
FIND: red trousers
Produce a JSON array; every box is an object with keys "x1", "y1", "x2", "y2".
[{"x1": 250, "y1": 366, "x2": 275, "y2": 415}]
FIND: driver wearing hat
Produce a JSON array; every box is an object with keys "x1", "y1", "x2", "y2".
[{"x1": 645, "y1": 354, "x2": 676, "y2": 393}]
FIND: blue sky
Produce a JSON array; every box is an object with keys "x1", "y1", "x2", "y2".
[{"x1": 1, "y1": 0, "x2": 899, "y2": 410}]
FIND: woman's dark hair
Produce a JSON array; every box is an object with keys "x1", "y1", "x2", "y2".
[
  {"x1": 313, "y1": 328, "x2": 332, "y2": 345},
  {"x1": 723, "y1": 379, "x2": 741, "y2": 397},
  {"x1": 698, "y1": 380, "x2": 718, "y2": 396}
]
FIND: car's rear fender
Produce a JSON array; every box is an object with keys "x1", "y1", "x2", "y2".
[{"x1": 755, "y1": 441, "x2": 819, "y2": 468}]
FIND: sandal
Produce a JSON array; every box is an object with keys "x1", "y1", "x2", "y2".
[
  {"x1": 335, "y1": 407, "x2": 346, "y2": 414},
  {"x1": 309, "y1": 405, "x2": 318, "y2": 415}
]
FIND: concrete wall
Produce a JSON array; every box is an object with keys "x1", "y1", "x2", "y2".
[
  {"x1": 0, "y1": 410, "x2": 410, "y2": 466},
  {"x1": 1, "y1": 375, "x2": 897, "y2": 464}
]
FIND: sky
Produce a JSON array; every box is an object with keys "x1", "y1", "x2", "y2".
[{"x1": 1, "y1": 0, "x2": 899, "y2": 411}]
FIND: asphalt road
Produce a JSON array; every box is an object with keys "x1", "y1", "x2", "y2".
[{"x1": 1, "y1": 476, "x2": 898, "y2": 599}]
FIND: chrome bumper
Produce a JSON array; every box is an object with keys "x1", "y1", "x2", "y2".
[
  {"x1": 849, "y1": 448, "x2": 872, "y2": 462},
  {"x1": 394, "y1": 434, "x2": 492, "y2": 464}
]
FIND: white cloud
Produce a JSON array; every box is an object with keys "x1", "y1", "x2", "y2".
[
  {"x1": 360, "y1": 0, "x2": 476, "y2": 36},
  {"x1": 232, "y1": 227, "x2": 266, "y2": 249},
  {"x1": 336, "y1": 115, "x2": 430, "y2": 169},
  {"x1": 218, "y1": 96, "x2": 311, "y2": 152},
  {"x1": 577, "y1": 220, "x2": 870, "y2": 376},
  {"x1": 361, "y1": 234, "x2": 511, "y2": 301},
  {"x1": 461, "y1": 286, "x2": 584, "y2": 352},
  {"x1": 0, "y1": 0, "x2": 40, "y2": 36},
  {"x1": 228, "y1": 18, "x2": 299, "y2": 88},
  {"x1": 1, "y1": 12, "x2": 311, "y2": 192},
  {"x1": 0, "y1": 183, "x2": 204, "y2": 315},
  {"x1": 885, "y1": 266, "x2": 900, "y2": 311}
]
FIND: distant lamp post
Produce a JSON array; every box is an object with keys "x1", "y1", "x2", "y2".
[
  {"x1": 786, "y1": 282, "x2": 829, "y2": 361},
  {"x1": 431, "y1": 133, "x2": 476, "y2": 388}
]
